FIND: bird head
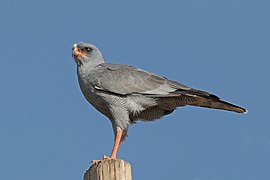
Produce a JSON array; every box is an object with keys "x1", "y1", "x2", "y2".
[{"x1": 72, "y1": 42, "x2": 104, "y2": 66}]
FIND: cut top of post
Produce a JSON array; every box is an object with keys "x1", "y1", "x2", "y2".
[{"x1": 84, "y1": 159, "x2": 132, "y2": 180}]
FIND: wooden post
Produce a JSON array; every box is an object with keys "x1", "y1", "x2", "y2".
[{"x1": 84, "y1": 159, "x2": 132, "y2": 180}]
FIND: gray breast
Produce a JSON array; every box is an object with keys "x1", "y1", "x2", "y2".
[{"x1": 78, "y1": 75, "x2": 112, "y2": 119}]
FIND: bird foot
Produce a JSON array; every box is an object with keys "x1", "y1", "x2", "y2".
[{"x1": 91, "y1": 155, "x2": 116, "y2": 164}]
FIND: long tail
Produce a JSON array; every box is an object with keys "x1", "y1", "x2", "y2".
[
  {"x1": 179, "y1": 89, "x2": 247, "y2": 113},
  {"x1": 187, "y1": 95, "x2": 247, "y2": 113}
]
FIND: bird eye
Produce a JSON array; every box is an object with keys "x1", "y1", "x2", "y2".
[{"x1": 84, "y1": 47, "x2": 92, "y2": 52}]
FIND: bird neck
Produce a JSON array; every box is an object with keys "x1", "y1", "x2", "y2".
[
  {"x1": 78, "y1": 57, "x2": 104, "y2": 68},
  {"x1": 77, "y1": 58, "x2": 105, "y2": 74}
]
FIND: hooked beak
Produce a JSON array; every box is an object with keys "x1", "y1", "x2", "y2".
[{"x1": 72, "y1": 43, "x2": 86, "y2": 60}]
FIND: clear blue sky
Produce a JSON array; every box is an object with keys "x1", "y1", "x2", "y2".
[{"x1": 0, "y1": 0, "x2": 269, "y2": 179}]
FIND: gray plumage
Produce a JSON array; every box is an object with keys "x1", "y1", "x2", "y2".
[{"x1": 72, "y1": 42, "x2": 247, "y2": 141}]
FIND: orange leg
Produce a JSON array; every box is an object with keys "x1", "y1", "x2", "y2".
[
  {"x1": 110, "y1": 129, "x2": 123, "y2": 159},
  {"x1": 92, "y1": 129, "x2": 123, "y2": 164}
]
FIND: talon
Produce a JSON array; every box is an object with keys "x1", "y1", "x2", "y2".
[
  {"x1": 102, "y1": 155, "x2": 110, "y2": 160},
  {"x1": 92, "y1": 155, "x2": 116, "y2": 164},
  {"x1": 102, "y1": 155, "x2": 116, "y2": 160},
  {"x1": 92, "y1": 159, "x2": 102, "y2": 164}
]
